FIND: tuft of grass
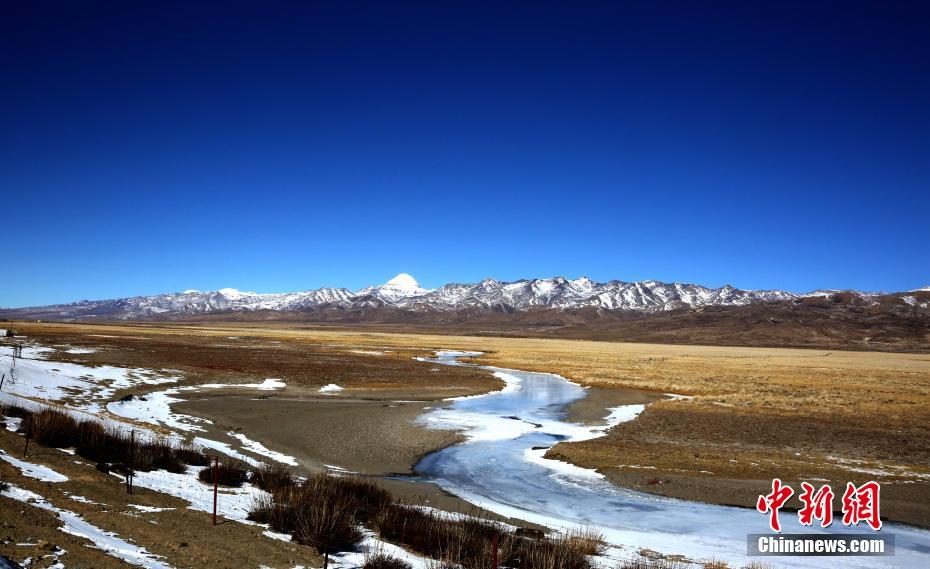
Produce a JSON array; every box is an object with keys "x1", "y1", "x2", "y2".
[
  {"x1": 363, "y1": 551, "x2": 413, "y2": 569},
  {"x1": 563, "y1": 526, "x2": 606, "y2": 556},
  {"x1": 251, "y1": 463, "x2": 296, "y2": 493}
]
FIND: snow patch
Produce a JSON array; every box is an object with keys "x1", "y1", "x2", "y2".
[
  {"x1": 0, "y1": 450, "x2": 69, "y2": 482},
  {"x1": 200, "y1": 378, "x2": 285, "y2": 391},
  {"x1": 227, "y1": 432, "x2": 298, "y2": 466}
]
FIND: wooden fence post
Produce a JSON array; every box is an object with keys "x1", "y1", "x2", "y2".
[
  {"x1": 23, "y1": 417, "x2": 31, "y2": 457},
  {"x1": 212, "y1": 457, "x2": 219, "y2": 526},
  {"x1": 492, "y1": 532, "x2": 498, "y2": 568},
  {"x1": 127, "y1": 429, "x2": 135, "y2": 494}
]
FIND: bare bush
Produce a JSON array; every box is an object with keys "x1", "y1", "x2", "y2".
[
  {"x1": 198, "y1": 458, "x2": 249, "y2": 487},
  {"x1": 251, "y1": 462, "x2": 296, "y2": 492},
  {"x1": 249, "y1": 473, "x2": 368, "y2": 552},
  {"x1": 363, "y1": 551, "x2": 413, "y2": 569}
]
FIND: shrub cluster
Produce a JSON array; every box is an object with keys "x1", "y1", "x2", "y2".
[
  {"x1": 197, "y1": 457, "x2": 250, "y2": 487},
  {"x1": 363, "y1": 551, "x2": 413, "y2": 569},
  {"x1": 248, "y1": 466, "x2": 600, "y2": 569},
  {"x1": 373, "y1": 504, "x2": 596, "y2": 569},
  {"x1": 248, "y1": 472, "x2": 386, "y2": 552},
  {"x1": 1, "y1": 404, "x2": 207, "y2": 474}
]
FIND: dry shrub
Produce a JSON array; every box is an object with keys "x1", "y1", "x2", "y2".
[
  {"x1": 511, "y1": 533, "x2": 592, "y2": 569},
  {"x1": 174, "y1": 445, "x2": 211, "y2": 467},
  {"x1": 249, "y1": 473, "x2": 368, "y2": 552},
  {"x1": 198, "y1": 458, "x2": 249, "y2": 487},
  {"x1": 563, "y1": 526, "x2": 606, "y2": 556},
  {"x1": 372, "y1": 504, "x2": 591, "y2": 569},
  {"x1": 363, "y1": 551, "x2": 413, "y2": 569},
  {"x1": 372, "y1": 503, "x2": 505, "y2": 568},
  {"x1": 251, "y1": 463, "x2": 296, "y2": 492}
]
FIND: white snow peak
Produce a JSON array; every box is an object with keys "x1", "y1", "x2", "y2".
[{"x1": 386, "y1": 273, "x2": 421, "y2": 291}]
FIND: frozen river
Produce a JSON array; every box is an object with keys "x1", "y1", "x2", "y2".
[{"x1": 414, "y1": 351, "x2": 930, "y2": 568}]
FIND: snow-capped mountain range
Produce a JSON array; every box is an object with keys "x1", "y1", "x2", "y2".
[{"x1": 5, "y1": 273, "x2": 927, "y2": 321}]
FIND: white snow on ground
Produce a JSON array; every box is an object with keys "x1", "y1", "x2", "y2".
[
  {"x1": 318, "y1": 383, "x2": 344, "y2": 393},
  {"x1": 4, "y1": 416, "x2": 22, "y2": 432},
  {"x1": 1, "y1": 484, "x2": 174, "y2": 569},
  {"x1": 65, "y1": 347, "x2": 97, "y2": 354},
  {"x1": 350, "y1": 350, "x2": 387, "y2": 356},
  {"x1": 127, "y1": 466, "x2": 265, "y2": 523},
  {"x1": 129, "y1": 505, "x2": 175, "y2": 513},
  {"x1": 192, "y1": 437, "x2": 263, "y2": 467},
  {"x1": 0, "y1": 343, "x2": 180, "y2": 413},
  {"x1": 200, "y1": 378, "x2": 285, "y2": 391},
  {"x1": 65, "y1": 493, "x2": 105, "y2": 505},
  {"x1": 107, "y1": 388, "x2": 211, "y2": 433},
  {"x1": 262, "y1": 529, "x2": 292, "y2": 542},
  {"x1": 0, "y1": 449, "x2": 69, "y2": 482},
  {"x1": 826, "y1": 455, "x2": 930, "y2": 480},
  {"x1": 228, "y1": 432, "x2": 298, "y2": 466}
]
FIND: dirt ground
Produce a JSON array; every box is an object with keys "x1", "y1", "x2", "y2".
[{"x1": 175, "y1": 394, "x2": 462, "y2": 476}]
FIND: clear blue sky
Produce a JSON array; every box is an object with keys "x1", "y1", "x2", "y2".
[{"x1": 2, "y1": 1, "x2": 928, "y2": 307}]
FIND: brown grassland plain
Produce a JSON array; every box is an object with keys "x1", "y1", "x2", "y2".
[{"x1": 10, "y1": 321, "x2": 930, "y2": 527}]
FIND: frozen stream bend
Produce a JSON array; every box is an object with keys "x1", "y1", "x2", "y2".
[{"x1": 414, "y1": 351, "x2": 930, "y2": 568}]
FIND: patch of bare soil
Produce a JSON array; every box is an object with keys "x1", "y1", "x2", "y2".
[{"x1": 176, "y1": 394, "x2": 463, "y2": 475}]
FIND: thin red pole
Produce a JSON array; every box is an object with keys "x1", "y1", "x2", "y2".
[{"x1": 212, "y1": 457, "x2": 219, "y2": 526}]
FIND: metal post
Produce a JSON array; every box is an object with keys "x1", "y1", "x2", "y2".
[{"x1": 212, "y1": 457, "x2": 219, "y2": 526}]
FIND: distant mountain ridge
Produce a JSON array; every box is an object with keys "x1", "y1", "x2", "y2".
[{"x1": 3, "y1": 273, "x2": 928, "y2": 321}]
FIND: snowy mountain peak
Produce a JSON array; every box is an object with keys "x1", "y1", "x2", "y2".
[
  {"x1": 912, "y1": 286, "x2": 930, "y2": 292},
  {"x1": 385, "y1": 273, "x2": 421, "y2": 291}
]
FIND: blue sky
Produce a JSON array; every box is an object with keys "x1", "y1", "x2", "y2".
[{"x1": 2, "y1": 1, "x2": 928, "y2": 307}]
